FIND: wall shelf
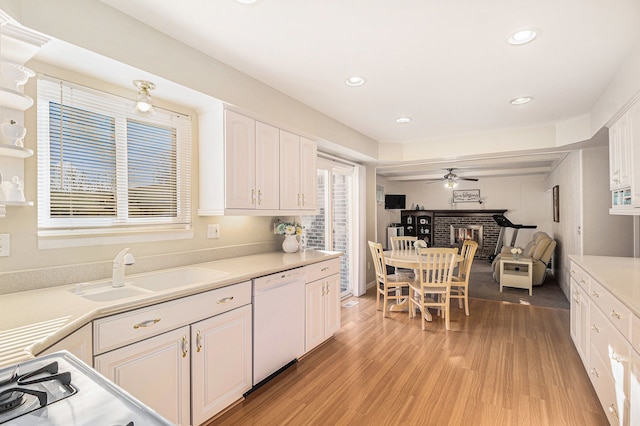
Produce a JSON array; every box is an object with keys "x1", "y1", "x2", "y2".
[
  {"x1": 0, "y1": 87, "x2": 33, "y2": 111},
  {"x1": 0, "y1": 143, "x2": 33, "y2": 158}
]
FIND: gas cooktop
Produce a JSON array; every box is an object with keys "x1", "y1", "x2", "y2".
[{"x1": 0, "y1": 351, "x2": 172, "y2": 425}]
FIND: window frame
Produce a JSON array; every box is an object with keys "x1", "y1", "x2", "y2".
[{"x1": 36, "y1": 75, "x2": 193, "y2": 242}]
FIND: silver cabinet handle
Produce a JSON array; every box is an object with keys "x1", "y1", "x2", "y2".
[
  {"x1": 196, "y1": 330, "x2": 202, "y2": 353},
  {"x1": 610, "y1": 310, "x2": 622, "y2": 320},
  {"x1": 258, "y1": 189, "x2": 262, "y2": 205},
  {"x1": 182, "y1": 335, "x2": 188, "y2": 358},
  {"x1": 133, "y1": 318, "x2": 161, "y2": 329},
  {"x1": 302, "y1": 193, "x2": 306, "y2": 206},
  {"x1": 217, "y1": 296, "x2": 234, "y2": 304},
  {"x1": 579, "y1": 278, "x2": 586, "y2": 284},
  {"x1": 610, "y1": 352, "x2": 621, "y2": 363},
  {"x1": 591, "y1": 324, "x2": 599, "y2": 333},
  {"x1": 251, "y1": 189, "x2": 256, "y2": 205},
  {"x1": 321, "y1": 267, "x2": 329, "y2": 272},
  {"x1": 590, "y1": 368, "x2": 599, "y2": 378},
  {"x1": 591, "y1": 290, "x2": 599, "y2": 298},
  {"x1": 608, "y1": 404, "x2": 619, "y2": 418},
  {"x1": 297, "y1": 193, "x2": 301, "y2": 206}
]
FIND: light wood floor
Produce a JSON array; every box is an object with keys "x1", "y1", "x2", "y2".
[{"x1": 211, "y1": 290, "x2": 607, "y2": 426}]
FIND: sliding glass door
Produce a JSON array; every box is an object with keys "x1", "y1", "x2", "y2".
[{"x1": 302, "y1": 158, "x2": 355, "y2": 297}]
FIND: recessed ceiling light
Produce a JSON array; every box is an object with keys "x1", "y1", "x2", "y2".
[
  {"x1": 510, "y1": 96, "x2": 534, "y2": 105},
  {"x1": 345, "y1": 76, "x2": 366, "y2": 87},
  {"x1": 508, "y1": 29, "x2": 538, "y2": 45},
  {"x1": 396, "y1": 117, "x2": 412, "y2": 124},
  {"x1": 236, "y1": 0, "x2": 258, "y2": 4}
]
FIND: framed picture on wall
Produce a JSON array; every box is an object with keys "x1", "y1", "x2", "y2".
[{"x1": 553, "y1": 185, "x2": 560, "y2": 222}]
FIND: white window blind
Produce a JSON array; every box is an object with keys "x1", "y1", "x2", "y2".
[{"x1": 37, "y1": 76, "x2": 192, "y2": 234}]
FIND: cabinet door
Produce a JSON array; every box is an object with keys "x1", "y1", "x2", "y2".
[
  {"x1": 191, "y1": 305, "x2": 252, "y2": 426},
  {"x1": 225, "y1": 110, "x2": 256, "y2": 209},
  {"x1": 628, "y1": 101, "x2": 640, "y2": 205},
  {"x1": 279, "y1": 130, "x2": 301, "y2": 210},
  {"x1": 94, "y1": 326, "x2": 191, "y2": 426},
  {"x1": 299, "y1": 136, "x2": 317, "y2": 211},
  {"x1": 631, "y1": 350, "x2": 640, "y2": 426},
  {"x1": 255, "y1": 121, "x2": 280, "y2": 210},
  {"x1": 305, "y1": 279, "x2": 325, "y2": 352},
  {"x1": 570, "y1": 280, "x2": 589, "y2": 367},
  {"x1": 324, "y1": 274, "x2": 341, "y2": 338}
]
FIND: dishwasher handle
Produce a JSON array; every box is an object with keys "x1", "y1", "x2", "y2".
[{"x1": 253, "y1": 269, "x2": 305, "y2": 293}]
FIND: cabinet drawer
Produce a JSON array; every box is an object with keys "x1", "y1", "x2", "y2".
[
  {"x1": 94, "y1": 281, "x2": 251, "y2": 354},
  {"x1": 633, "y1": 314, "x2": 640, "y2": 355},
  {"x1": 590, "y1": 305, "x2": 631, "y2": 397},
  {"x1": 305, "y1": 258, "x2": 340, "y2": 283},
  {"x1": 589, "y1": 279, "x2": 632, "y2": 340},
  {"x1": 588, "y1": 347, "x2": 629, "y2": 426},
  {"x1": 569, "y1": 261, "x2": 590, "y2": 292}
]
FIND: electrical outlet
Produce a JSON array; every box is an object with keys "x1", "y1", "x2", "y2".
[
  {"x1": 0, "y1": 234, "x2": 10, "y2": 257},
  {"x1": 207, "y1": 224, "x2": 220, "y2": 239}
]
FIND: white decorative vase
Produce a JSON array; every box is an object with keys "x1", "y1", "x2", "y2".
[{"x1": 282, "y1": 234, "x2": 299, "y2": 253}]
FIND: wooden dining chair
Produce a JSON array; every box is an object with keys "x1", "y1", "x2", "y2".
[
  {"x1": 408, "y1": 247, "x2": 458, "y2": 330},
  {"x1": 450, "y1": 240, "x2": 478, "y2": 316},
  {"x1": 368, "y1": 241, "x2": 413, "y2": 319},
  {"x1": 390, "y1": 236, "x2": 417, "y2": 250},
  {"x1": 389, "y1": 236, "x2": 417, "y2": 277}
]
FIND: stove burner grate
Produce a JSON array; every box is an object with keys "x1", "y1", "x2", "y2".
[{"x1": 0, "y1": 391, "x2": 25, "y2": 414}]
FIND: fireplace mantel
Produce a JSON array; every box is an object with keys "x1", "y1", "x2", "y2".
[{"x1": 430, "y1": 209, "x2": 507, "y2": 217}]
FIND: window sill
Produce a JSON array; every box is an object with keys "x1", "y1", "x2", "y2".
[{"x1": 37, "y1": 226, "x2": 194, "y2": 249}]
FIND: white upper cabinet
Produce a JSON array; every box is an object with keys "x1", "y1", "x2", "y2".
[
  {"x1": 199, "y1": 107, "x2": 317, "y2": 216},
  {"x1": 610, "y1": 98, "x2": 640, "y2": 214},
  {"x1": 225, "y1": 110, "x2": 256, "y2": 209},
  {"x1": 279, "y1": 130, "x2": 317, "y2": 211}
]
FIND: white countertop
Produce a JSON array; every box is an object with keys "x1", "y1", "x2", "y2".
[
  {"x1": 569, "y1": 254, "x2": 640, "y2": 317},
  {"x1": 0, "y1": 250, "x2": 341, "y2": 367}
]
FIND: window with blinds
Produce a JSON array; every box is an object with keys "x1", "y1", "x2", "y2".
[{"x1": 37, "y1": 76, "x2": 192, "y2": 234}]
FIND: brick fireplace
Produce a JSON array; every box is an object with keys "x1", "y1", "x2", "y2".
[{"x1": 432, "y1": 210, "x2": 506, "y2": 260}]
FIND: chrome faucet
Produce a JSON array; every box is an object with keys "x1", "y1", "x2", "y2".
[{"x1": 112, "y1": 248, "x2": 135, "y2": 288}]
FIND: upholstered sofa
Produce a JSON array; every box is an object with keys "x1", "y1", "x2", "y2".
[{"x1": 492, "y1": 231, "x2": 556, "y2": 286}]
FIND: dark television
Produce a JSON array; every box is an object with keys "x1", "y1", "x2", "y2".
[{"x1": 385, "y1": 194, "x2": 406, "y2": 209}]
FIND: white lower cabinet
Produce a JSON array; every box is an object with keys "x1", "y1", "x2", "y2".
[
  {"x1": 94, "y1": 326, "x2": 191, "y2": 425},
  {"x1": 631, "y1": 350, "x2": 640, "y2": 426},
  {"x1": 570, "y1": 278, "x2": 589, "y2": 367},
  {"x1": 94, "y1": 282, "x2": 252, "y2": 426},
  {"x1": 570, "y1": 260, "x2": 635, "y2": 426},
  {"x1": 191, "y1": 304, "x2": 252, "y2": 426},
  {"x1": 305, "y1": 259, "x2": 341, "y2": 353}
]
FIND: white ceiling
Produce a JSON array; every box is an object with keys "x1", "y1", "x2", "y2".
[{"x1": 48, "y1": 1, "x2": 640, "y2": 180}]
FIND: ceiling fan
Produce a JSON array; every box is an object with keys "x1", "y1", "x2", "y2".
[{"x1": 427, "y1": 168, "x2": 479, "y2": 188}]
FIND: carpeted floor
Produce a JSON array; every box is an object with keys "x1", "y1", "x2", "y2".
[{"x1": 469, "y1": 261, "x2": 569, "y2": 309}]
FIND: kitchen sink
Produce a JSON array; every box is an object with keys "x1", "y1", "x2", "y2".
[
  {"x1": 78, "y1": 286, "x2": 153, "y2": 302},
  {"x1": 129, "y1": 268, "x2": 229, "y2": 292}
]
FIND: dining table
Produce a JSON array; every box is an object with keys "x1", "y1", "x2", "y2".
[{"x1": 382, "y1": 249, "x2": 463, "y2": 320}]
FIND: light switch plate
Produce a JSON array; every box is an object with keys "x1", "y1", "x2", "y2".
[{"x1": 0, "y1": 233, "x2": 10, "y2": 257}]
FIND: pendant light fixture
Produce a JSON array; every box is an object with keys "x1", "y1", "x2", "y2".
[{"x1": 133, "y1": 80, "x2": 155, "y2": 114}]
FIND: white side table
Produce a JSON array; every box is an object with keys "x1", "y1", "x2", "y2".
[{"x1": 500, "y1": 257, "x2": 533, "y2": 295}]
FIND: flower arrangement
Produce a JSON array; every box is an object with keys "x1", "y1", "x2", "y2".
[
  {"x1": 510, "y1": 247, "x2": 523, "y2": 255},
  {"x1": 275, "y1": 221, "x2": 303, "y2": 235},
  {"x1": 413, "y1": 240, "x2": 428, "y2": 249}
]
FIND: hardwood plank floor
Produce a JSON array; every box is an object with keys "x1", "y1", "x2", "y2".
[{"x1": 211, "y1": 290, "x2": 607, "y2": 425}]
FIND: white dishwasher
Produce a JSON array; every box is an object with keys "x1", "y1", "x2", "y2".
[{"x1": 252, "y1": 267, "x2": 305, "y2": 387}]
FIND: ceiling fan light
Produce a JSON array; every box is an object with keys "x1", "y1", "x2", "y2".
[{"x1": 444, "y1": 180, "x2": 458, "y2": 189}]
